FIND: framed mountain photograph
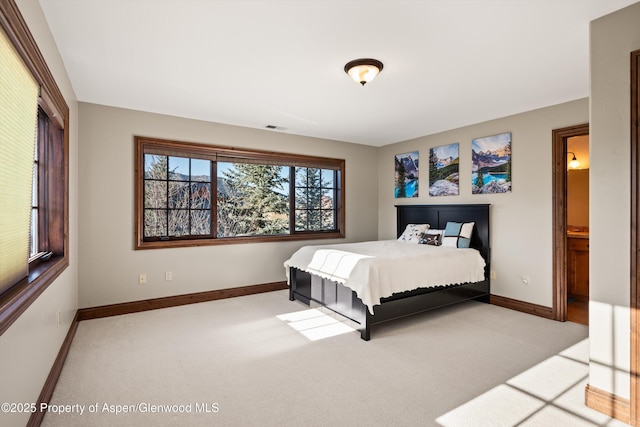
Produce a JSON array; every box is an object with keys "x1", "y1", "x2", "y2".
[
  {"x1": 394, "y1": 151, "x2": 419, "y2": 198},
  {"x1": 429, "y1": 143, "x2": 459, "y2": 196},
  {"x1": 472, "y1": 132, "x2": 512, "y2": 194}
]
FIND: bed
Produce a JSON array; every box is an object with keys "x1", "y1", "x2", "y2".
[{"x1": 286, "y1": 204, "x2": 491, "y2": 340}]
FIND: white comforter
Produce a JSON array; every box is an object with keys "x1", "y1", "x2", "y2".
[{"x1": 284, "y1": 240, "x2": 486, "y2": 314}]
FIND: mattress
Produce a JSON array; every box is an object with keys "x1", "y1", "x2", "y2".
[{"x1": 284, "y1": 240, "x2": 486, "y2": 314}]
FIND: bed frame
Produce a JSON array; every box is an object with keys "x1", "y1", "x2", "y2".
[{"x1": 288, "y1": 204, "x2": 491, "y2": 340}]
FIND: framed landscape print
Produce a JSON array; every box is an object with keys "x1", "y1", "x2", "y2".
[
  {"x1": 429, "y1": 143, "x2": 459, "y2": 196},
  {"x1": 394, "y1": 151, "x2": 419, "y2": 198},
  {"x1": 472, "y1": 132, "x2": 512, "y2": 194}
]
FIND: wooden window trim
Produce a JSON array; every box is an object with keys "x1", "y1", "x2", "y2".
[
  {"x1": 135, "y1": 136, "x2": 345, "y2": 250},
  {"x1": 0, "y1": 0, "x2": 69, "y2": 336}
]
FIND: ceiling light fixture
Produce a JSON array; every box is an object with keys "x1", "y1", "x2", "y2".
[
  {"x1": 344, "y1": 58, "x2": 384, "y2": 86},
  {"x1": 568, "y1": 151, "x2": 580, "y2": 169}
]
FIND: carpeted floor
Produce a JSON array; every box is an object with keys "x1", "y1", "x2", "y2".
[{"x1": 40, "y1": 290, "x2": 626, "y2": 426}]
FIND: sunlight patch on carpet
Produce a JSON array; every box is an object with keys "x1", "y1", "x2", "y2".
[
  {"x1": 436, "y1": 384, "x2": 545, "y2": 426},
  {"x1": 506, "y1": 355, "x2": 587, "y2": 401},
  {"x1": 277, "y1": 308, "x2": 356, "y2": 341},
  {"x1": 436, "y1": 339, "x2": 628, "y2": 427}
]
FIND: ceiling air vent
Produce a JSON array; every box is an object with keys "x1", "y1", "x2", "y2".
[{"x1": 265, "y1": 124, "x2": 287, "y2": 131}]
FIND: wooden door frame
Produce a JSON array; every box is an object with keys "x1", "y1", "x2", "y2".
[
  {"x1": 552, "y1": 123, "x2": 589, "y2": 322},
  {"x1": 631, "y1": 48, "x2": 640, "y2": 426}
]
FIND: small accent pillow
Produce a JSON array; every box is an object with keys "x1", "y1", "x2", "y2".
[
  {"x1": 442, "y1": 222, "x2": 475, "y2": 248},
  {"x1": 419, "y1": 231, "x2": 443, "y2": 246},
  {"x1": 398, "y1": 223, "x2": 430, "y2": 243}
]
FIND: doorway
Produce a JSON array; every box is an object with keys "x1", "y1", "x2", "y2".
[
  {"x1": 566, "y1": 135, "x2": 589, "y2": 324},
  {"x1": 551, "y1": 123, "x2": 589, "y2": 323}
]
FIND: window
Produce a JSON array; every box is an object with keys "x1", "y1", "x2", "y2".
[
  {"x1": 216, "y1": 161, "x2": 290, "y2": 238},
  {"x1": 31, "y1": 119, "x2": 40, "y2": 258},
  {"x1": 31, "y1": 105, "x2": 65, "y2": 258},
  {"x1": 294, "y1": 167, "x2": 337, "y2": 232},
  {"x1": 0, "y1": 1, "x2": 69, "y2": 336},
  {"x1": 144, "y1": 154, "x2": 213, "y2": 238},
  {"x1": 135, "y1": 136, "x2": 345, "y2": 249}
]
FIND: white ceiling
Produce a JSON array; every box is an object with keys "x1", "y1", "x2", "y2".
[{"x1": 38, "y1": 0, "x2": 638, "y2": 147}]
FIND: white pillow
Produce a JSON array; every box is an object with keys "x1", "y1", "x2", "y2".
[{"x1": 398, "y1": 223, "x2": 430, "y2": 243}]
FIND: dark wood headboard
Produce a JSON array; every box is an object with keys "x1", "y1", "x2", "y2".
[{"x1": 396, "y1": 204, "x2": 491, "y2": 276}]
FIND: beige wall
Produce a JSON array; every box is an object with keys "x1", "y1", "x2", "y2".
[
  {"x1": 77, "y1": 103, "x2": 379, "y2": 308},
  {"x1": 378, "y1": 99, "x2": 588, "y2": 307},
  {"x1": 0, "y1": 1, "x2": 79, "y2": 426},
  {"x1": 589, "y1": 1, "x2": 640, "y2": 401}
]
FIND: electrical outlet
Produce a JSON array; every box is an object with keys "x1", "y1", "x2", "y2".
[
  {"x1": 165, "y1": 271, "x2": 172, "y2": 281},
  {"x1": 490, "y1": 270, "x2": 496, "y2": 280},
  {"x1": 139, "y1": 273, "x2": 147, "y2": 284},
  {"x1": 522, "y1": 275, "x2": 530, "y2": 285}
]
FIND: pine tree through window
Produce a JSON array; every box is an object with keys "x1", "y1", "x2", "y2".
[
  {"x1": 294, "y1": 167, "x2": 337, "y2": 232},
  {"x1": 217, "y1": 162, "x2": 290, "y2": 237}
]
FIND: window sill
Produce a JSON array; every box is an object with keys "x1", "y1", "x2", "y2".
[
  {"x1": 136, "y1": 231, "x2": 345, "y2": 250},
  {"x1": 0, "y1": 255, "x2": 68, "y2": 336}
]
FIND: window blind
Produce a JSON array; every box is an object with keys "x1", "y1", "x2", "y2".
[{"x1": 0, "y1": 26, "x2": 39, "y2": 294}]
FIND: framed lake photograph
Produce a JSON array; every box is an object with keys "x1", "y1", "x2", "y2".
[
  {"x1": 394, "y1": 151, "x2": 419, "y2": 198},
  {"x1": 472, "y1": 132, "x2": 512, "y2": 194},
  {"x1": 429, "y1": 143, "x2": 459, "y2": 196}
]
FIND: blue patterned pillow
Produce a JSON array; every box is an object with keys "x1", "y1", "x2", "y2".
[{"x1": 442, "y1": 222, "x2": 474, "y2": 248}]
